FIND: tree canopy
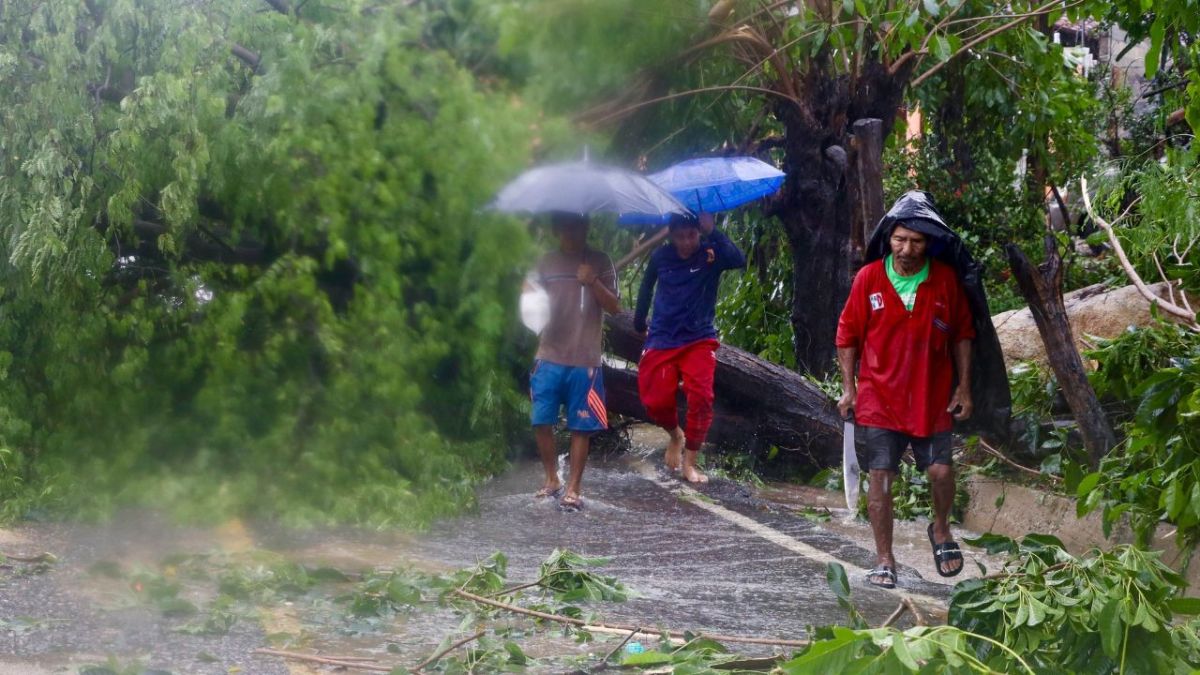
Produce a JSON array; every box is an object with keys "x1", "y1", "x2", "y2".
[{"x1": 0, "y1": 0, "x2": 564, "y2": 525}]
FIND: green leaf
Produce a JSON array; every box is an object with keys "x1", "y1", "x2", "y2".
[
  {"x1": 1144, "y1": 17, "x2": 1166, "y2": 80},
  {"x1": 779, "y1": 630, "x2": 867, "y2": 674},
  {"x1": 1099, "y1": 596, "x2": 1124, "y2": 658},
  {"x1": 962, "y1": 533, "x2": 1018, "y2": 555},
  {"x1": 504, "y1": 641, "x2": 527, "y2": 665},
  {"x1": 932, "y1": 35, "x2": 952, "y2": 62},
  {"x1": 827, "y1": 562, "x2": 851, "y2": 601},
  {"x1": 621, "y1": 650, "x2": 673, "y2": 666},
  {"x1": 1167, "y1": 597, "x2": 1200, "y2": 615},
  {"x1": 922, "y1": 0, "x2": 940, "y2": 17},
  {"x1": 1076, "y1": 472, "x2": 1101, "y2": 499},
  {"x1": 890, "y1": 634, "x2": 919, "y2": 671},
  {"x1": 1162, "y1": 479, "x2": 1184, "y2": 520},
  {"x1": 1021, "y1": 533, "x2": 1066, "y2": 552}
]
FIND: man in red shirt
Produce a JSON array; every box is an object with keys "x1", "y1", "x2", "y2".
[{"x1": 836, "y1": 220, "x2": 975, "y2": 589}]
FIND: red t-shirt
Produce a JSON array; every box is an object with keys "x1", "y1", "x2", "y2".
[{"x1": 835, "y1": 259, "x2": 976, "y2": 437}]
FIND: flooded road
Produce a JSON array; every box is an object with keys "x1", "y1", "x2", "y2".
[{"x1": 0, "y1": 429, "x2": 1003, "y2": 673}]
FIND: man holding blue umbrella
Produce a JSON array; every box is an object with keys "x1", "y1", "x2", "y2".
[
  {"x1": 629, "y1": 156, "x2": 781, "y2": 481},
  {"x1": 634, "y1": 212, "x2": 746, "y2": 482}
]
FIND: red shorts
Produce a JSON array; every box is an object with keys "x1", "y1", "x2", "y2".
[{"x1": 637, "y1": 339, "x2": 719, "y2": 451}]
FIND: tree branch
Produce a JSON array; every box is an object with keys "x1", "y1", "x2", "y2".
[
  {"x1": 263, "y1": 0, "x2": 291, "y2": 15},
  {"x1": 252, "y1": 649, "x2": 390, "y2": 672},
  {"x1": 910, "y1": 0, "x2": 1085, "y2": 88},
  {"x1": 452, "y1": 589, "x2": 809, "y2": 648},
  {"x1": 230, "y1": 43, "x2": 261, "y2": 71},
  {"x1": 412, "y1": 631, "x2": 486, "y2": 672},
  {"x1": 579, "y1": 84, "x2": 801, "y2": 127},
  {"x1": 1079, "y1": 177, "x2": 1198, "y2": 329}
]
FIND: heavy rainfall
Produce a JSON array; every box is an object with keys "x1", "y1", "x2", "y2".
[{"x1": 0, "y1": 1, "x2": 1198, "y2": 674}]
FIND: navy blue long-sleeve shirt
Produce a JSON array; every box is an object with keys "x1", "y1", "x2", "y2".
[{"x1": 634, "y1": 228, "x2": 746, "y2": 350}]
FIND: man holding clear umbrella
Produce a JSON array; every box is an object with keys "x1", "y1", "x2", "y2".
[
  {"x1": 528, "y1": 213, "x2": 620, "y2": 510},
  {"x1": 494, "y1": 159, "x2": 691, "y2": 510}
]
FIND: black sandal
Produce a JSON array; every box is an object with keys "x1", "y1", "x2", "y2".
[
  {"x1": 866, "y1": 565, "x2": 896, "y2": 589},
  {"x1": 928, "y1": 523, "x2": 964, "y2": 578},
  {"x1": 558, "y1": 494, "x2": 584, "y2": 512}
]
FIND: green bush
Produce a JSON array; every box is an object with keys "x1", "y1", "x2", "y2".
[{"x1": 0, "y1": 1, "x2": 547, "y2": 527}]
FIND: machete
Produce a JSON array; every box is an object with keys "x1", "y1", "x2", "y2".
[{"x1": 843, "y1": 414, "x2": 861, "y2": 513}]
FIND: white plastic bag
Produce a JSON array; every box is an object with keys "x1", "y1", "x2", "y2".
[{"x1": 519, "y1": 275, "x2": 550, "y2": 335}]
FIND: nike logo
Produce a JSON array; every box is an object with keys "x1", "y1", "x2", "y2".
[{"x1": 690, "y1": 267, "x2": 701, "y2": 273}]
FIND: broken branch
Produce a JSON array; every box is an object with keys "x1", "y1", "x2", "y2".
[
  {"x1": 1079, "y1": 177, "x2": 1199, "y2": 329},
  {"x1": 252, "y1": 649, "x2": 391, "y2": 672},
  {"x1": 452, "y1": 589, "x2": 809, "y2": 648},
  {"x1": 412, "y1": 631, "x2": 487, "y2": 672}
]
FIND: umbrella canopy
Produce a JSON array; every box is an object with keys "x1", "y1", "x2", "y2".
[
  {"x1": 620, "y1": 156, "x2": 785, "y2": 225},
  {"x1": 491, "y1": 161, "x2": 691, "y2": 222},
  {"x1": 866, "y1": 191, "x2": 1012, "y2": 439}
]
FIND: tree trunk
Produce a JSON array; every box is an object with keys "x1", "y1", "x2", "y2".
[
  {"x1": 774, "y1": 60, "x2": 913, "y2": 377},
  {"x1": 604, "y1": 312, "x2": 842, "y2": 466},
  {"x1": 848, "y1": 118, "x2": 886, "y2": 275},
  {"x1": 1005, "y1": 237, "x2": 1117, "y2": 466}
]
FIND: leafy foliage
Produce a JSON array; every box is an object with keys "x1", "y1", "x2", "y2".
[
  {"x1": 951, "y1": 533, "x2": 1200, "y2": 674},
  {"x1": 1080, "y1": 344, "x2": 1200, "y2": 552},
  {"x1": 0, "y1": 0, "x2": 550, "y2": 526},
  {"x1": 714, "y1": 213, "x2": 797, "y2": 369}
]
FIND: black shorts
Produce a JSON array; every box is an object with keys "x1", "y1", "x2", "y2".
[{"x1": 860, "y1": 426, "x2": 952, "y2": 473}]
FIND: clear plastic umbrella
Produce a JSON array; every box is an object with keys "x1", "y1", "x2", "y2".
[
  {"x1": 493, "y1": 161, "x2": 691, "y2": 324},
  {"x1": 492, "y1": 161, "x2": 692, "y2": 222}
]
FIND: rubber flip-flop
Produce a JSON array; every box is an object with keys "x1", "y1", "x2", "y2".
[
  {"x1": 534, "y1": 486, "x2": 564, "y2": 499},
  {"x1": 867, "y1": 565, "x2": 897, "y2": 589},
  {"x1": 558, "y1": 495, "x2": 584, "y2": 512},
  {"x1": 928, "y1": 523, "x2": 964, "y2": 578}
]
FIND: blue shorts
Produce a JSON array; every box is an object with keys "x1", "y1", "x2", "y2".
[{"x1": 530, "y1": 360, "x2": 608, "y2": 432}]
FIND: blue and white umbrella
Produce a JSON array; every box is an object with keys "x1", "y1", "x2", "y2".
[{"x1": 621, "y1": 156, "x2": 785, "y2": 225}]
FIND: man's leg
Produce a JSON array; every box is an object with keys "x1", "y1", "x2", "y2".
[
  {"x1": 561, "y1": 366, "x2": 606, "y2": 506},
  {"x1": 861, "y1": 426, "x2": 903, "y2": 586},
  {"x1": 564, "y1": 431, "x2": 590, "y2": 502},
  {"x1": 638, "y1": 347, "x2": 684, "y2": 470},
  {"x1": 535, "y1": 426, "x2": 562, "y2": 496},
  {"x1": 678, "y1": 339, "x2": 719, "y2": 483},
  {"x1": 867, "y1": 468, "x2": 897, "y2": 574},
  {"x1": 530, "y1": 361, "x2": 564, "y2": 497},
  {"x1": 924, "y1": 433, "x2": 962, "y2": 575}
]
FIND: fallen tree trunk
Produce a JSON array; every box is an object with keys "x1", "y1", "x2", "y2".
[{"x1": 603, "y1": 312, "x2": 843, "y2": 467}]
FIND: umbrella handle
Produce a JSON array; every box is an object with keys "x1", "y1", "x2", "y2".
[{"x1": 580, "y1": 285, "x2": 586, "y2": 312}]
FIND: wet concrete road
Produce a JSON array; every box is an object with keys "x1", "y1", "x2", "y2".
[{"x1": 0, "y1": 436, "x2": 999, "y2": 673}]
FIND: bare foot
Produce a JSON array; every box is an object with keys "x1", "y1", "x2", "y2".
[
  {"x1": 664, "y1": 428, "x2": 684, "y2": 472},
  {"x1": 681, "y1": 450, "x2": 708, "y2": 483},
  {"x1": 534, "y1": 481, "x2": 562, "y2": 499}
]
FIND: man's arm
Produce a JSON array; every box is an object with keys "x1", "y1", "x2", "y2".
[
  {"x1": 578, "y1": 262, "x2": 621, "y2": 314},
  {"x1": 837, "y1": 346, "x2": 859, "y2": 419},
  {"x1": 947, "y1": 339, "x2": 973, "y2": 421},
  {"x1": 698, "y1": 217, "x2": 746, "y2": 271},
  {"x1": 633, "y1": 256, "x2": 659, "y2": 335}
]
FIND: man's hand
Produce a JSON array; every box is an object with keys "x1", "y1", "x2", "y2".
[
  {"x1": 577, "y1": 263, "x2": 597, "y2": 285},
  {"x1": 947, "y1": 385, "x2": 973, "y2": 421},
  {"x1": 698, "y1": 212, "x2": 715, "y2": 236},
  {"x1": 838, "y1": 387, "x2": 857, "y2": 420}
]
